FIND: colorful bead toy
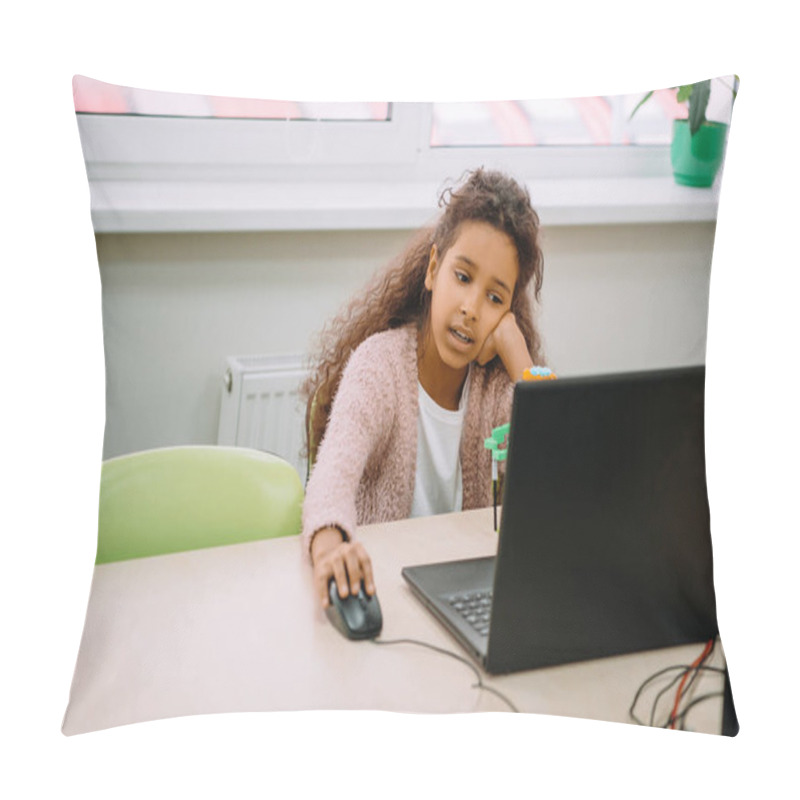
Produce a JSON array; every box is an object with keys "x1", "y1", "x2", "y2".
[{"x1": 523, "y1": 365, "x2": 557, "y2": 381}]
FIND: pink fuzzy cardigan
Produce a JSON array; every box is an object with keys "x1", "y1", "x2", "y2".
[{"x1": 301, "y1": 324, "x2": 514, "y2": 557}]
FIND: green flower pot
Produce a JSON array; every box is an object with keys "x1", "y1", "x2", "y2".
[{"x1": 670, "y1": 119, "x2": 729, "y2": 187}]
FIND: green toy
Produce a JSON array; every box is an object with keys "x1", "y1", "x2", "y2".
[{"x1": 484, "y1": 423, "x2": 510, "y2": 531}]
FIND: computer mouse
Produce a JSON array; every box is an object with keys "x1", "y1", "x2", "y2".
[{"x1": 326, "y1": 579, "x2": 383, "y2": 640}]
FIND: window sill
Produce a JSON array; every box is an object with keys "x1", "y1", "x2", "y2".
[{"x1": 87, "y1": 176, "x2": 720, "y2": 233}]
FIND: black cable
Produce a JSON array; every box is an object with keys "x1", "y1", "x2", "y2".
[
  {"x1": 651, "y1": 665, "x2": 723, "y2": 729},
  {"x1": 649, "y1": 668, "x2": 690, "y2": 727},
  {"x1": 652, "y1": 639, "x2": 717, "y2": 728},
  {"x1": 667, "y1": 640, "x2": 718, "y2": 730},
  {"x1": 629, "y1": 664, "x2": 725, "y2": 727},
  {"x1": 630, "y1": 664, "x2": 692, "y2": 725},
  {"x1": 666, "y1": 692, "x2": 725, "y2": 730},
  {"x1": 629, "y1": 638, "x2": 719, "y2": 726},
  {"x1": 371, "y1": 636, "x2": 520, "y2": 713}
]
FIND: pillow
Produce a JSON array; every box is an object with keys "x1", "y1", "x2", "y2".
[{"x1": 63, "y1": 75, "x2": 738, "y2": 737}]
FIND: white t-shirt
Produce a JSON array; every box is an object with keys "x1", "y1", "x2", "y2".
[{"x1": 410, "y1": 372, "x2": 470, "y2": 518}]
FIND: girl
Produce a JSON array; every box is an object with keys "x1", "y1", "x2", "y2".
[{"x1": 300, "y1": 168, "x2": 545, "y2": 609}]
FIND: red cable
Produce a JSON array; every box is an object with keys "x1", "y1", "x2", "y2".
[{"x1": 669, "y1": 638, "x2": 714, "y2": 729}]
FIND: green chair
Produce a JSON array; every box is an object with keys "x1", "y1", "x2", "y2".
[{"x1": 96, "y1": 446, "x2": 304, "y2": 564}]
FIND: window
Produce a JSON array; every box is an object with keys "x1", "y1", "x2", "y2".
[
  {"x1": 431, "y1": 80, "x2": 735, "y2": 148},
  {"x1": 431, "y1": 94, "x2": 681, "y2": 146},
  {"x1": 74, "y1": 75, "x2": 735, "y2": 232},
  {"x1": 73, "y1": 75, "x2": 390, "y2": 121}
]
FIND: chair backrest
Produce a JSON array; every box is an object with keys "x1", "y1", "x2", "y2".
[
  {"x1": 97, "y1": 446, "x2": 304, "y2": 564},
  {"x1": 306, "y1": 390, "x2": 321, "y2": 480}
]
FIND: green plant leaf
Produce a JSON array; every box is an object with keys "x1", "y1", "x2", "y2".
[
  {"x1": 688, "y1": 80, "x2": 711, "y2": 136},
  {"x1": 676, "y1": 85, "x2": 694, "y2": 103},
  {"x1": 628, "y1": 90, "x2": 654, "y2": 120}
]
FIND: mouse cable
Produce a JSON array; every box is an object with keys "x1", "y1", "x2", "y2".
[
  {"x1": 629, "y1": 663, "x2": 725, "y2": 728},
  {"x1": 371, "y1": 637, "x2": 520, "y2": 713}
]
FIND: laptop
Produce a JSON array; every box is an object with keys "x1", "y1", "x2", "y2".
[{"x1": 402, "y1": 367, "x2": 720, "y2": 674}]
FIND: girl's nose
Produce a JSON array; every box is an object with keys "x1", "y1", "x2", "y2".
[{"x1": 461, "y1": 292, "x2": 478, "y2": 320}]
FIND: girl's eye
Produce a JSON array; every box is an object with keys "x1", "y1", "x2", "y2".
[
  {"x1": 489, "y1": 293, "x2": 503, "y2": 305},
  {"x1": 455, "y1": 271, "x2": 469, "y2": 284}
]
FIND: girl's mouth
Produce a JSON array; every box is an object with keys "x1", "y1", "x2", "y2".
[{"x1": 449, "y1": 327, "x2": 474, "y2": 347}]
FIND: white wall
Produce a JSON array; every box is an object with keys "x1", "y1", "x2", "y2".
[
  {"x1": 538, "y1": 222, "x2": 714, "y2": 374},
  {"x1": 97, "y1": 221, "x2": 716, "y2": 460}
]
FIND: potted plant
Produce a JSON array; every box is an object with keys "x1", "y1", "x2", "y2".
[{"x1": 631, "y1": 76, "x2": 739, "y2": 187}]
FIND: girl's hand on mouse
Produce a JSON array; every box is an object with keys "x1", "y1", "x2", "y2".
[
  {"x1": 311, "y1": 526, "x2": 376, "y2": 609},
  {"x1": 476, "y1": 312, "x2": 533, "y2": 379}
]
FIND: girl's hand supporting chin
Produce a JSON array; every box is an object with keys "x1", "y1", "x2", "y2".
[{"x1": 476, "y1": 312, "x2": 534, "y2": 380}]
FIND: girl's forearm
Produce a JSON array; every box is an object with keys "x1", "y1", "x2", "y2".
[{"x1": 496, "y1": 316, "x2": 534, "y2": 381}]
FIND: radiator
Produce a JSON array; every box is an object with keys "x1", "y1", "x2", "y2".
[{"x1": 217, "y1": 354, "x2": 309, "y2": 483}]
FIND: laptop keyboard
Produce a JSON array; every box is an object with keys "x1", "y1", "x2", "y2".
[{"x1": 445, "y1": 590, "x2": 493, "y2": 636}]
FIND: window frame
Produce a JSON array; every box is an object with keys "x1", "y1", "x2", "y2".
[{"x1": 76, "y1": 102, "x2": 722, "y2": 232}]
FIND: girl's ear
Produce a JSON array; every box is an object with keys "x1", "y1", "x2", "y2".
[{"x1": 424, "y1": 244, "x2": 438, "y2": 291}]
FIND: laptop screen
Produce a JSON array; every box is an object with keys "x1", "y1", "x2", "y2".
[{"x1": 486, "y1": 367, "x2": 719, "y2": 673}]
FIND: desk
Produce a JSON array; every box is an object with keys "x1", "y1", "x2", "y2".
[{"x1": 63, "y1": 508, "x2": 726, "y2": 735}]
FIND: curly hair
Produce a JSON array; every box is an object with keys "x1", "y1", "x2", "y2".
[{"x1": 300, "y1": 168, "x2": 545, "y2": 459}]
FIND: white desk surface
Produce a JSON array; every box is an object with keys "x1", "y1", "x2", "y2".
[{"x1": 63, "y1": 508, "x2": 725, "y2": 735}]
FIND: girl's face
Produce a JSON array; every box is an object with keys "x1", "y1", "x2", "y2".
[{"x1": 424, "y1": 220, "x2": 519, "y2": 372}]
